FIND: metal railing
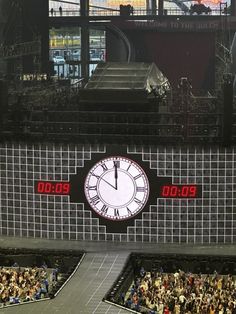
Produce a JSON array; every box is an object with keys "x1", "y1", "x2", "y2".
[
  {"x1": 0, "y1": 40, "x2": 41, "y2": 60},
  {"x1": 49, "y1": 8, "x2": 228, "y2": 18}
]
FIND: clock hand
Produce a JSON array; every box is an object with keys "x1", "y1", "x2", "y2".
[
  {"x1": 114, "y1": 164, "x2": 118, "y2": 190},
  {"x1": 100, "y1": 177, "x2": 116, "y2": 189}
]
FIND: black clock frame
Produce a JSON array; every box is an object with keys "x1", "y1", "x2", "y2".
[{"x1": 69, "y1": 145, "x2": 160, "y2": 233}]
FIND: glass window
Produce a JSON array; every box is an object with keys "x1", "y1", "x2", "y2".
[{"x1": 49, "y1": 27, "x2": 82, "y2": 79}]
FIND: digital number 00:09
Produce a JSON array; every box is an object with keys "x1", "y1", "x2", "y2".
[
  {"x1": 161, "y1": 185, "x2": 197, "y2": 198},
  {"x1": 36, "y1": 182, "x2": 70, "y2": 194}
]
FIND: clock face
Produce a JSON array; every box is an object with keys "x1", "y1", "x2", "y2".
[{"x1": 84, "y1": 156, "x2": 150, "y2": 221}]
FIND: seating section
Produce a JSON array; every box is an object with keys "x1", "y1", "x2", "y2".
[
  {"x1": 105, "y1": 253, "x2": 236, "y2": 313},
  {"x1": 0, "y1": 248, "x2": 84, "y2": 307}
]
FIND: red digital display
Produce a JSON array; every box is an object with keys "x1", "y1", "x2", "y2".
[
  {"x1": 35, "y1": 181, "x2": 200, "y2": 199},
  {"x1": 35, "y1": 181, "x2": 70, "y2": 195},
  {"x1": 160, "y1": 185, "x2": 198, "y2": 198}
]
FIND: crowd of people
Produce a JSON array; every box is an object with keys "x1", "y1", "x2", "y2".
[
  {"x1": 0, "y1": 265, "x2": 52, "y2": 306},
  {"x1": 124, "y1": 267, "x2": 236, "y2": 313}
]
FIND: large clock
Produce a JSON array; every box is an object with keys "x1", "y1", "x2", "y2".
[{"x1": 84, "y1": 156, "x2": 150, "y2": 221}]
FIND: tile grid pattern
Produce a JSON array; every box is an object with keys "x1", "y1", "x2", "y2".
[{"x1": 0, "y1": 143, "x2": 235, "y2": 243}]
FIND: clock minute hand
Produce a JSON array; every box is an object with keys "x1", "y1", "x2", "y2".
[
  {"x1": 114, "y1": 164, "x2": 118, "y2": 190},
  {"x1": 100, "y1": 177, "x2": 116, "y2": 190}
]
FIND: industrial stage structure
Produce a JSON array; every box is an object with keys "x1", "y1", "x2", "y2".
[{"x1": 0, "y1": 1, "x2": 236, "y2": 245}]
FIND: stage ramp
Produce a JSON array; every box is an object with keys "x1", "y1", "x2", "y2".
[{"x1": 80, "y1": 62, "x2": 170, "y2": 107}]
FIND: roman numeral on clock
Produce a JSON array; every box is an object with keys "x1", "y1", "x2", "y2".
[
  {"x1": 113, "y1": 160, "x2": 120, "y2": 167},
  {"x1": 134, "y1": 197, "x2": 142, "y2": 204},
  {"x1": 90, "y1": 195, "x2": 100, "y2": 205},
  {"x1": 91, "y1": 173, "x2": 100, "y2": 179},
  {"x1": 101, "y1": 205, "x2": 108, "y2": 214},
  {"x1": 127, "y1": 207, "x2": 132, "y2": 215},
  {"x1": 87, "y1": 185, "x2": 97, "y2": 190},
  {"x1": 126, "y1": 164, "x2": 131, "y2": 171},
  {"x1": 114, "y1": 208, "x2": 119, "y2": 217},
  {"x1": 134, "y1": 174, "x2": 142, "y2": 180},
  {"x1": 137, "y1": 187, "x2": 146, "y2": 192},
  {"x1": 101, "y1": 163, "x2": 108, "y2": 171}
]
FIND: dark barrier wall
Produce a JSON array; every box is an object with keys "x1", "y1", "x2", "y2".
[
  {"x1": 107, "y1": 30, "x2": 215, "y2": 91},
  {"x1": 231, "y1": 0, "x2": 236, "y2": 16},
  {"x1": 22, "y1": 0, "x2": 49, "y2": 74},
  {"x1": 0, "y1": 143, "x2": 235, "y2": 243},
  {"x1": 133, "y1": 31, "x2": 215, "y2": 91},
  {"x1": 223, "y1": 75, "x2": 233, "y2": 146},
  {"x1": 0, "y1": 80, "x2": 8, "y2": 120}
]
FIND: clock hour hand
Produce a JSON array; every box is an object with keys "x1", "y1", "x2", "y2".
[{"x1": 100, "y1": 177, "x2": 116, "y2": 189}]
